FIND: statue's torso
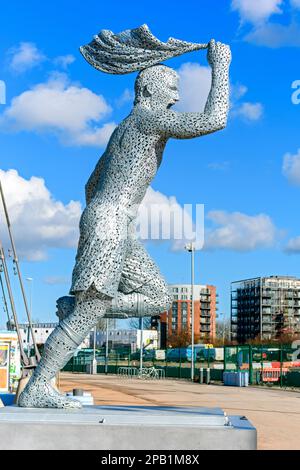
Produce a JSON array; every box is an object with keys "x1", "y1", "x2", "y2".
[{"x1": 86, "y1": 110, "x2": 168, "y2": 213}]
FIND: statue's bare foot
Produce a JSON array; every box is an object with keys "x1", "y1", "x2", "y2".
[{"x1": 18, "y1": 376, "x2": 82, "y2": 409}]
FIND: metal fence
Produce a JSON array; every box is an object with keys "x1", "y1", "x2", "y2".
[
  {"x1": 117, "y1": 367, "x2": 166, "y2": 380},
  {"x1": 62, "y1": 344, "x2": 300, "y2": 387},
  {"x1": 117, "y1": 367, "x2": 138, "y2": 378},
  {"x1": 223, "y1": 344, "x2": 300, "y2": 387}
]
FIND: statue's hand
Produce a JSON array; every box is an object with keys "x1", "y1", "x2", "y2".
[{"x1": 207, "y1": 40, "x2": 231, "y2": 68}]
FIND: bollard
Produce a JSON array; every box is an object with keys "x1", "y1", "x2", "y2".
[
  {"x1": 206, "y1": 368, "x2": 210, "y2": 384},
  {"x1": 199, "y1": 367, "x2": 204, "y2": 384}
]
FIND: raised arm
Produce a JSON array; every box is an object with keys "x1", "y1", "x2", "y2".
[{"x1": 157, "y1": 40, "x2": 231, "y2": 139}]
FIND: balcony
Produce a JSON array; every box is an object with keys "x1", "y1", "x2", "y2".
[
  {"x1": 200, "y1": 327, "x2": 211, "y2": 333},
  {"x1": 201, "y1": 295, "x2": 211, "y2": 301},
  {"x1": 262, "y1": 290, "x2": 272, "y2": 295},
  {"x1": 201, "y1": 312, "x2": 211, "y2": 318},
  {"x1": 262, "y1": 316, "x2": 272, "y2": 323},
  {"x1": 262, "y1": 327, "x2": 273, "y2": 332}
]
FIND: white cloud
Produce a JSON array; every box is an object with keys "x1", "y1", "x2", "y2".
[
  {"x1": 285, "y1": 236, "x2": 300, "y2": 253},
  {"x1": 0, "y1": 172, "x2": 278, "y2": 261},
  {"x1": 176, "y1": 62, "x2": 263, "y2": 121},
  {"x1": 116, "y1": 89, "x2": 134, "y2": 107},
  {"x1": 232, "y1": 0, "x2": 300, "y2": 48},
  {"x1": 138, "y1": 191, "x2": 276, "y2": 253},
  {"x1": 231, "y1": 83, "x2": 248, "y2": 100},
  {"x1": 0, "y1": 169, "x2": 81, "y2": 261},
  {"x1": 74, "y1": 122, "x2": 116, "y2": 147},
  {"x1": 139, "y1": 194, "x2": 277, "y2": 252},
  {"x1": 8, "y1": 42, "x2": 46, "y2": 73},
  {"x1": 245, "y1": 21, "x2": 300, "y2": 47},
  {"x1": 205, "y1": 210, "x2": 277, "y2": 251},
  {"x1": 43, "y1": 276, "x2": 70, "y2": 285},
  {"x1": 231, "y1": 0, "x2": 283, "y2": 24},
  {"x1": 53, "y1": 54, "x2": 76, "y2": 69},
  {"x1": 230, "y1": 83, "x2": 264, "y2": 121},
  {"x1": 282, "y1": 149, "x2": 300, "y2": 185},
  {"x1": 1, "y1": 73, "x2": 116, "y2": 147},
  {"x1": 137, "y1": 187, "x2": 204, "y2": 250},
  {"x1": 175, "y1": 63, "x2": 212, "y2": 112},
  {"x1": 232, "y1": 102, "x2": 264, "y2": 121}
]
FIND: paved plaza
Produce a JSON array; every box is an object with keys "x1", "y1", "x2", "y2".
[{"x1": 59, "y1": 373, "x2": 300, "y2": 450}]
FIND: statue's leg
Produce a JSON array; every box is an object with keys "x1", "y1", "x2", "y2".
[
  {"x1": 108, "y1": 239, "x2": 172, "y2": 317},
  {"x1": 19, "y1": 287, "x2": 110, "y2": 409}
]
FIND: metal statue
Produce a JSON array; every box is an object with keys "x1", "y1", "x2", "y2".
[{"x1": 19, "y1": 25, "x2": 231, "y2": 408}]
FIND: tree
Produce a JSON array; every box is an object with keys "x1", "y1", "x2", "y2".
[
  {"x1": 215, "y1": 314, "x2": 231, "y2": 344},
  {"x1": 168, "y1": 328, "x2": 191, "y2": 348}
]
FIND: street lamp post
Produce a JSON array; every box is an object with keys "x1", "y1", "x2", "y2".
[
  {"x1": 92, "y1": 326, "x2": 97, "y2": 374},
  {"x1": 26, "y1": 277, "x2": 33, "y2": 357},
  {"x1": 105, "y1": 317, "x2": 109, "y2": 374},
  {"x1": 139, "y1": 317, "x2": 144, "y2": 375},
  {"x1": 185, "y1": 243, "x2": 195, "y2": 381},
  {"x1": 219, "y1": 312, "x2": 226, "y2": 345}
]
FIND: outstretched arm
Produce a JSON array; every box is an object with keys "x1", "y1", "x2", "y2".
[{"x1": 156, "y1": 40, "x2": 231, "y2": 139}]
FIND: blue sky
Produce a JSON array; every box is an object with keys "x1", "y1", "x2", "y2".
[{"x1": 0, "y1": 0, "x2": 300, "y2": 326}]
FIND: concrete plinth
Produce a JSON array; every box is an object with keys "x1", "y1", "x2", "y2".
[{"x1": 0, "y1": 406, "x2": 257, "y2": 450}]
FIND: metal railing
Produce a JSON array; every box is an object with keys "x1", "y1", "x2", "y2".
[
  {"x1": 117, "y1": 366, "x2": 165, "y2": 380},
  {"x1": 118, "y1": 367, "x2": 138, "y2": 378},
  {"x1": 138, "y1": 367, "x2": 165, "y2": 380},
  {"x1": 63, "y1": 344, "x2": 300, "y2": 387}
]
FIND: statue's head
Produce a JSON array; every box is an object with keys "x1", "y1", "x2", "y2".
[{"x1": 134, "y1": 64, "x2": 179, "y2": 110}]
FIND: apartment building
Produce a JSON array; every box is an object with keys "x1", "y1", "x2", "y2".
[
  {"x1": 159, "y1": 284, "x2": 217, "y2": 347},
  {"x1": 231, "y1": 276, "x2": 300, "y2": 342}
]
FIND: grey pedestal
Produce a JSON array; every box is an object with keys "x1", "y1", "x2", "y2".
[{"x1": 0, "y1": 406, "x2": 257, "y2": 450}]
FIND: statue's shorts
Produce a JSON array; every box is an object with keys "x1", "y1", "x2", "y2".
[{"x1": 70, "y1": 203, "x2": 168, "y2": 300}]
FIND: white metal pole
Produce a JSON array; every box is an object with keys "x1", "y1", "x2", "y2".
[
  {"x1": 0, "y1": 274, "x2": 10, "y2": 323},
  {"x1": 92, "y1": 326, "x2": 97, "y2": 374},
  {"x1": 166, "y1": 309, "x2": 169, "y2": 349},
  {"x1": 191, "y1": 243, "x2": 195, "y2": 382},
  {"x1": 0, "y1": 181, "x2": 40, "y2": 362},
  {"x1": 26, "y1": 277, "x2": 33, "y2": 357},
  {"x1": 105, "y1": 317, "x2": 109, "y2": 374},
  {"x1": 140, "y1": 317, "x2": 144, "y2": 375},
  {"x1": 0, "y1": 246, "x2": 29, "y2": 366},
  {"x1": 93, "y1": 327, "x2": 96, "y2": 360}
]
